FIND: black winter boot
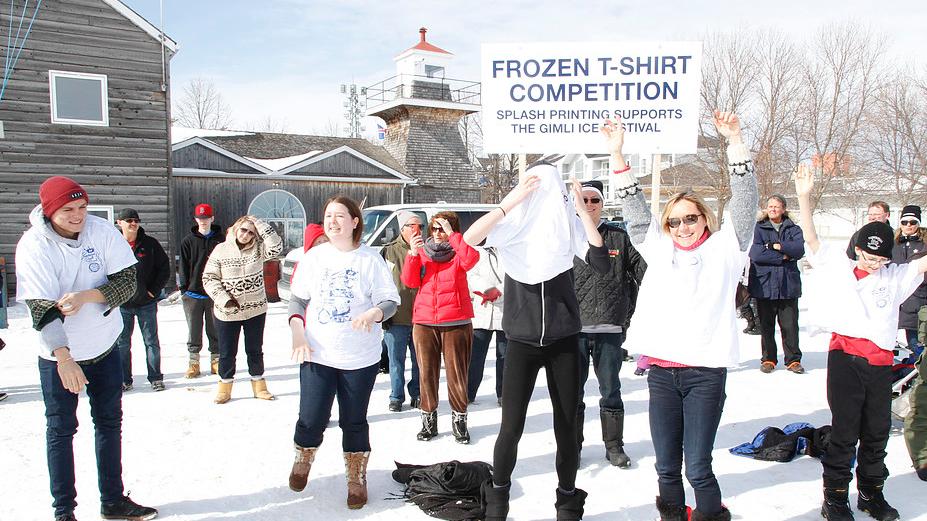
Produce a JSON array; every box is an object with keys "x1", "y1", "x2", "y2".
[
  {"x1": 555, "y1": 487, "x2": 588, "y2": 521},
  {"x1": 857, "y1": 484, "x2": 899, "y2": 521},
  {"x1": 416, "y1": 411, "x2": 438, "y2": 441},
  {"x1": 691, "y1": 506, "x2": 731, "y2": 521},
  {"x1": 821, "y1": 488, "x2": 855, "y2": 520},
  {"x1": 451, "y1": 411, "x2": 470, "y2": 444},
  {"x1": 655, "y1": 496, "x2": 690, "y2": 521},
  {"x1": 600, "y1": 409, "x2": 631, "y2": 468},
  {"x1": 481, "y1": 480, "x2": 510, "y2": 521}
]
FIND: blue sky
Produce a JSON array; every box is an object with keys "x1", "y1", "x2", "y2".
[{"x1": 122, "y1": 0, "x2": 926, "y2": 136}]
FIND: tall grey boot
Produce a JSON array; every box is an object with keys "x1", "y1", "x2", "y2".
[{"x1": 601, "y1": 409, "x2": 631, "y2": 468}]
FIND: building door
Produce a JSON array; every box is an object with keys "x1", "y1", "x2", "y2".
[{"x1": 247, "y1": 189, "x2": 306, "y2": 253}]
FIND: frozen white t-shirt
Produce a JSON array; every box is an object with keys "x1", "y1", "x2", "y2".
[
  {"x1": 16, "y1": 205, "x2": 137, "y2": 361},
  {"x1": 803, "y1": 243, "x2": 923, "y2": 350},
  {"x1": 290, "y1": 243, "x2": 400, "y2": 370},
  {"x1": 483, "y1": 163, "x2": 589, "y2": 285}
]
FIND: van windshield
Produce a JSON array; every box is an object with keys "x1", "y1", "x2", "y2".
[{"x1": 361, "y1": 210, "x2": 392, "y2": 244}]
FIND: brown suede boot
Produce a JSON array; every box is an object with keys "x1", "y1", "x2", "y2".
[
  {"x1": 288, "y1": 445, "x2": 318, "y2": 492},
  {"x1": 210, "y1": 357, "x2": 219, "y2": 375},
  {"x1": 251, "y1": 379, "x2": 275, "y2": 400},
  {"x1": 344, "y1": 451, "x2": 370, "y2": 509},
  {"x1": 185, "y1": 360, "x2": 200, "y2": 379},
  {"x1": 214, "y1": 381, "x2": 232, "y2": 404}
]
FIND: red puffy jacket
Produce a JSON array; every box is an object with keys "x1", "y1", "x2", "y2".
[{"x1": 401, "y1": 232, "x2": 479, "y2": 324}]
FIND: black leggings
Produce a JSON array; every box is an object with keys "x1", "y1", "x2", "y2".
[{"x1": 492, "y1": 334, "x2": 581, "y2": 491}]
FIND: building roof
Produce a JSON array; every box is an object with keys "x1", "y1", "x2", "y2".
[
  {"x1": 105, "y1": 0, "x2": 178, "y2": 52},
  {"x1": 399, "y1": 27, "x2": 451, "y2": 56}
]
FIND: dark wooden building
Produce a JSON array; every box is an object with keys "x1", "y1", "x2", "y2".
[
  {"x1": 0, "y1": 0, "x2": 176, "y2": 291},
  {"x1": 172, "y1": 130, "x2": 415, "y2": 253}
]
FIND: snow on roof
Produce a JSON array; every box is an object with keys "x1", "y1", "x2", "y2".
[
  {"x1": 171, "y1": 127, "x2": 253, "y2": 145},
  {"x1": 243, "y1": 151, "x2": 323, "y2": 172}
]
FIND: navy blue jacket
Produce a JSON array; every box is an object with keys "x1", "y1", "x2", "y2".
[{"x1": 748, "y1": 217, "x2": 805, "y2": 300}]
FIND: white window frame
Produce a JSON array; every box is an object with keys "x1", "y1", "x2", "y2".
[
  {"x1": 49, "y1": 70, "x2": 109, "y2": 126},
  {"x1": 87, "y1": 205, "x2": 114, "y2": 223}
]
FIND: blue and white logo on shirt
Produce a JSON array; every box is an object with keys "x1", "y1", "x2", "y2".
[
  {"x1": 82, "y1": 247, "x2": 102, "y2": 273},
  {"x1": 318, "y1": 268, "x2": 358, "y2": 324}
]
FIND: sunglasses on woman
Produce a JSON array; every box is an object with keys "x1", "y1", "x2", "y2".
[
  {"x1": 432, "y1": 226, "x2": 445, "y2": 233},
  {"x1": 900, "y1": 219, "x2": 919, "y2": 226},
  {"x1": 667, "y1": 214, "x2": 702, "y2": 228},
  {"x1": 583, "y1": 197, "x2": 601, "y2": 204}
]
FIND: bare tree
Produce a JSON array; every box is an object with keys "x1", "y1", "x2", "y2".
[
  {"x1": 244, "y1": 116, "x2": 290, "y2": 133},
  {"x1": 313, "y1": 118, "x2": 342, "y2": 137},
  {"x1": 173, "y1": 78, "x2": 233, "y2": 129}
]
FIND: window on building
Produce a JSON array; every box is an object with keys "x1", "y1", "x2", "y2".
[
  {"x1": 87, "y1": 205, "x2": 113, "y2": 223},
  {"x1": 425, "y1": 65, "x2": 445, "y2": 78},
  {"x1": 247, "y1": 189, "x2": 306, "y2": 253},
  {"x1": 49, "y1": 70, "x2": 109, "y2": 126}
]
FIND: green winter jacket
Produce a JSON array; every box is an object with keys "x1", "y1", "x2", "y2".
[{"x1": 381, "y1": 237, "x2": 417, "y2": 326}]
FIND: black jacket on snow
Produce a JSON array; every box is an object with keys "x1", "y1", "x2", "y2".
[
  {"x1": 179, "y1": 224, "x2": 223, "y2": 295},
  {"x1": 124, "y1": 227, "x2": 171, "y2": 307},
  {"x1": 892, "y1": 233, "x2": 927, "y2": 330},
  {"x1": 502, "y1": 244, "x2": 609, "y2": 347},
  {"x1": 573, "y1": 221, "x2": 647, "y2": 328},
  {"x1": 748, "y1": 217, "x2": 805, "y2": 300}
]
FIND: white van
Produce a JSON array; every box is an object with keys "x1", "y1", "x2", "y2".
[{"x1": 277, "y1": 203, "x2": 497, "y2": 301}]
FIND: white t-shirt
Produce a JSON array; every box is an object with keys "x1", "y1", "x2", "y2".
[
  {"x1": 624, "y1": 218, "x2": 748, "y2": 367},
  {"x1": 290, "y1": 243, "x2": 400, "y2": 370},
  {"x1": 803, "y1": 243, "x2": 923, "y2": 350},
  {"x1": 484, "y1": 163, "x2": 589, "y2": 285},
  {"x1": 16, "y1": 205, "x2": 137, "y2": 361}
]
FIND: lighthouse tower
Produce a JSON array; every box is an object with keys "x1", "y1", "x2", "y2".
[{"x1": 367, "y1": 28, "x2": 481, "y2": 203}]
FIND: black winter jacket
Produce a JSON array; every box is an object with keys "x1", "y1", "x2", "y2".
[
  {"x1": 179, "y1": 224, "x2": 223, "y2": 295},
  {"x1": 748, "y1": 218, "x2": 805, "y2": 300},
  {"x1": 892, "y1": 233, "x2": 927, "y2": 330},
  {"x1": 502, "y1": 244, "x2": 609, "y2": 347},
  {"x1": 124, "y1": 227, "x2": 171, "y2": 307},
  {"x1": 573, "y1": 221, "x2": 646, "y2": 328}
]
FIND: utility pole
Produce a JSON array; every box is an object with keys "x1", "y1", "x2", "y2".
[{"x1": 340, "y1": 83, "x2": 366, "y2": 138}]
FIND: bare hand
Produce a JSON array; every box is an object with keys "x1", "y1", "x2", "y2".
[
  {"x1": 58, "y1": 359, "x2": 89, "y2": 394},
  {"x1": 501, "y1": 174, "x2": 541, "y2": 209},
  {"x1": 601, "y1": 118, "x2": 625, "y2": 155},
  {"x1": 409, "y1": 234, "x2": 425, "y2": 256},
  {"x1": 435, "y1": 217, "x2": 454, "y2": 235},
  {"x1": 291, "y1": 341, "x2": 312, "y2": 364},
  {"x1": 794, "y1": 163, "x2": 814, "y2": 197},
  {"x1": 713, "y1": 110, "x2": 742, "y2": 142},
  {"x1": 351, "y1": 307, "x2": 384, "y2": 333},
  {"x1": 772, "y1": 243, "x2": 781, "y2": 251},
  {"x1": 223, "y1": 298, "x2": 240, "y2": 312},
  {"x1": 57, "y1": 292, "x2": 87, "y2": 316},
  {"x1": 569, "y1": 178, "x2": 587, "y2": 214}
]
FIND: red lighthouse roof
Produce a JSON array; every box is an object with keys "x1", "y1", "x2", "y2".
[{"x1": 402, "y1": 27, "x2": 452, "y2": 55}]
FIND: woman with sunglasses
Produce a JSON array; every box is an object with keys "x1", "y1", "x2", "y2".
[
  {"x1": 893, "y1": 205, "x2": 927, "y2": 351},
  {"x1": 604, "y1": 111, "x2": 757, "y2": 521},
  {"x1": 202, "y1": 215, "x2": 283, "y2": 404},
  {"x1": 401, "y1": 211, "x2": 479, "y2": 443}
]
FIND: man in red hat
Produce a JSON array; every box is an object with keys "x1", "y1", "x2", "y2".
[
  {"x1": 179, "y1": 203, "x2": 223, "y2": 378},
  {"x1": 15, "y1": 176, "x2": 158, "y2": 521}
]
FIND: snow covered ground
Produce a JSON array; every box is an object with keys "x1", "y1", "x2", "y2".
[{"x1": 2, "y1": 299, "x2": 925, "y2": 521}]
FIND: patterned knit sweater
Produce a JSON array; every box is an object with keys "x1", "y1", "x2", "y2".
[{"x1": 202, "y1": 219, "x2": 283, "y2": 322}]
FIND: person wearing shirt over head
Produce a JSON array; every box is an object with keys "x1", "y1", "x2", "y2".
[
  {"x1": 795, "y1": 164, "x2": 927, "y2": 521},
  {"x1": 15, "y1": 176, "x2": 158, "y2": 521},
  {"x1": 462, "y1": 160, "x2": 609, "y2": 521},
  {"x1": 606, "y1": 111, "x2": 758, "y2": 521},
  {"x1": 285, "y1": 195, "x2": 399, "y2": 510}
]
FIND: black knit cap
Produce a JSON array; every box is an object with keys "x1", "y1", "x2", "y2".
[
  {"x1": 900, "y1": 205, "x2": 921, "y2": 222},
  {"x1": 854, "y1": 221, "x2": 894, "y2": 259}
]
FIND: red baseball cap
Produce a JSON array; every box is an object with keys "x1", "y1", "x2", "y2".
[{"x1": 194, "y1": 203, "x2": 213, "y2": 218}]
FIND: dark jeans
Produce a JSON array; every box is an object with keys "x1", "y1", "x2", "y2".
[
  {"x1": 384, "y1": 324, "x2": 419, "y2": 402},
  {"x1": 215, "y1": 313, "x2": 266, "y2": 380},
  {"x1": 182, "y1": 295, "x2": 218, "y2": 358},
  {"x1": 39, "y1": 349, "x2": 124, "y2": 516},
  {"x1": 823, "y1": 350, "x2": 892, "y2": 489},
  {"x1": 115, "y1": 302, "x2": 162, "y2": 385},
  {"x1": 578, "y1": 332, "x2": 625, "y2": 412},
  {"x1": 756, "y1": 298, "x2": 801, "y2": 365},
  {"x1": 648, "y1": 365, "x2": 727, "y2": 514},
  {"x1": 294, "y1": 361, "x2": 379, "y2": 452},
  {"x1": 493, "y1": 335, "x2": 581, "y2": 491},
  {"x1": 468, "y1": 328, "x2": 507, "y2": 402}
]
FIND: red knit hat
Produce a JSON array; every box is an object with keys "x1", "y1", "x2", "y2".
[
  {"x1": 303, "y1": 223, "x2": 326, "y2": 252},
  {"x1": 39, "y1": 176, "x2": 89, "y2": 218}
]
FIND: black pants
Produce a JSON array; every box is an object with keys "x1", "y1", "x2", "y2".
[
  {"x1": 215, "y1": 313, "x2": 266, "y2": 381},
  {"x1": 493, "y1": 335, "x2": 581, "y2": 491},
  {"x1": 822, "y1": 350, "x2": 892, "y2": 489},
  {"x1": 757, "y1": 298, "x2": 801, "y2": 365}
]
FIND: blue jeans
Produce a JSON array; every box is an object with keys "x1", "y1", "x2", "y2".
[
  {"x1": 578, "y1": 332, "x2": 625, "y2": 413},
  {"x1": 115, "y1": 302, "x2": 162, "y2": 385},
  {"x1": 294, "y1": 362, "x2": 379, "y2": 452},
  {"x1": 384, "y1": 324, "x2": 419, "y2": 402},
  {"x1": 39, "y1": 349, "x2": 124, "y2": 516},
  {"x1": 468, "y1": 328, "x2": 507, "y2": 402},
  {"x1": 648, "y1": 365, "x2": 727, "y2": 514}
]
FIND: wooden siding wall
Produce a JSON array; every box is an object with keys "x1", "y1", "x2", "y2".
[
  {"x1": 171, "y1": 177, "x2": 402, "y2": 255},
  {"x1": 0, "y1": 0, "x2": 172, "y2": 293},
  {"x1": 173, "y1": 144, "x2": 263, "y2": 174},
  {"x1": 289, "y1": 151, "x2": 397, "y2": 179}
]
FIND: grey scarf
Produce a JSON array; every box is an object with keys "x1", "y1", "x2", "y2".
[{"x1": 424, "y1": 237, "x2": 456, "y2": 263}]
